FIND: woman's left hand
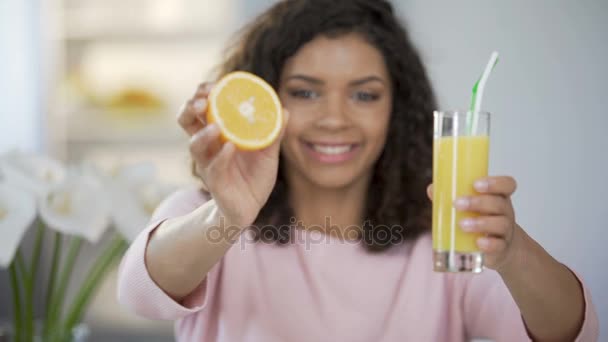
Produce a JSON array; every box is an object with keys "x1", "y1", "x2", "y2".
[
  {"x1": 428, "y1": 176, "x2": 523, "y2": 271},
  {"x1": 430, "y1": 177, "x2": 591, "y2": 341}
]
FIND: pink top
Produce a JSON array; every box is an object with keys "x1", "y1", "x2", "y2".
[{"x1": 117, "y1": 188, "x2": 599, "y2": 342}]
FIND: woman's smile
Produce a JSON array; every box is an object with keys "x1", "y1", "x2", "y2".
[{"x1": 301, "y1": 140, "x2": 361, "y2": 164}]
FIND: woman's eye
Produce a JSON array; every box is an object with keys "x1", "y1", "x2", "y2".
[
  {"x1": 289, "y1": 89, "x2": 318, "y2": 99},
  {"x1": 354, "y1": 92, "x2": 380, "y2": 102}
]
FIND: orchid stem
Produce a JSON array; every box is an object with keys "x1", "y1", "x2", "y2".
[
  {"x1": 42, "y1": 231, "x2": 62, "y2": 338},
  {"x1": 15, "y1": 250, "x2": 28, "y2": 280},
  {"x1": 9, "y1": 257, "x2": 23, "y2": 342},
  {"x1": 23, "y1": 222, "x2": 45, "y2": 342},
  {"x1": 47, "y1": 236, "x2": 82, "y2": 339},
  {"x1": 63, "y1": 235, "x2": 127, "y2": 334}
]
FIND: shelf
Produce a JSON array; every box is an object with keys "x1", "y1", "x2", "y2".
[
  {"x1": 48, "y1": 0, "x2": 236, "y2": 188},
  {"x1": 64, "y1": 30, "x2": 221, "y2": 43},
  {"x1": 63, "y1": 107, "x2": 187, "y2": 144},
  {"x1": 65, "y1": 138, "x2": 185, "y2": 146},
  {"x1": 62, "y1": 2, "x2": 236, "y2": 43}
]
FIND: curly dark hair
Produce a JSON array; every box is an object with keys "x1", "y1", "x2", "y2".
[{"x1": 205, "y1": 0, "x2": 436, "y2": 251}]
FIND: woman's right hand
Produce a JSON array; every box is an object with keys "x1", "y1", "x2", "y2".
[{"x1": 177, "y1": 83, "x2": 289, "y2": 228}]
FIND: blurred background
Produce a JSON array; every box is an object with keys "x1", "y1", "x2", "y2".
[{"x1": 1, "y1": 0, "x2": 606, "y2": 341}]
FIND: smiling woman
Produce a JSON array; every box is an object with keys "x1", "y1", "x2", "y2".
[
  {"x1": 275, "y1": 33, "x2": 396, "y2": 243},
  {"x1": 117, "y1": 1, "x2": 599, "y2": 341},
  {"x1": 227, "y1": 1, "x2": 437, "y2": 248}
]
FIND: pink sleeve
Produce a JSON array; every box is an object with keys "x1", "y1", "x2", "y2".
[
  {"x1": 116, "y1": 187, "x2": 222, "y2": 321},
  {"x1": 462, "y1": 268, "x2": 599, "y2": 342},
  {"x1": 571, "y1": 270, "x2": 600, "y2": 341},
  {"x1": 461, "y1": 271, "x2": 530, "y2": 342}
]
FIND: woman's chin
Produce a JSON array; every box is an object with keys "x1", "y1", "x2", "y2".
[{"x1": 305, "y1": 169, "x2": 362, "y2": 190}]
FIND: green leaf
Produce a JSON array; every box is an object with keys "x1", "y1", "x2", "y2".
[
  {"x1": 62, "y1": 235, "x2": 127, "y2": 334},
  {"x1": 9, "y1": 257, "x2": 23, "y2": 342}
]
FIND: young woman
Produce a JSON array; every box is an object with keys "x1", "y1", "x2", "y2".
[{"x1": 117, "y1": 1, "x2": 598, "y2": 341}]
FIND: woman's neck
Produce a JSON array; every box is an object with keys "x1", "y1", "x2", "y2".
[{"x1": 287, "y1": 173, "x2": 371, "y2": 239}]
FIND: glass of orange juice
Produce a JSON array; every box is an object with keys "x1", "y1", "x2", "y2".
[{"x1": 432, "y1": 110, "x2": 490, "y2": 273}]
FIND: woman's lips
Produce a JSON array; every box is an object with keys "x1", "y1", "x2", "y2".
[{"x1": 302, "y1": 142, "x2": 360, "y2": 164}]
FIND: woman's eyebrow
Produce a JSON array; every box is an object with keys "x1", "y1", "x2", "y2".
[
  {"x1": 284, "y1": 74, "x2": 386, "y2": 86},
  {"x1": 350, "y1": 76, "x2": 386, "y2": 86},
  {"x1": 284, "y1": 74, "x2": 324, "y2": 85}
]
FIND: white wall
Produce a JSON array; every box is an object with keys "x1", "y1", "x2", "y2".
[
  {"x1": 397, "y1": 0, "x2": 607, "y2": 337},
  {"x1": 0, "y1": 0, "x2": 43, "y2": 153}
]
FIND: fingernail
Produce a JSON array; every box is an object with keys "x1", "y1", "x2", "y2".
[
  {"x1": 477, "y1": 237, "x2": 490, "y2": 249},
  {"x1": 474, "y1": 179, "x2": 489, "y2": 192},
  {"x1": 193, "y1": 99, "x2": 207, "y2": 113},
  {"x1": 460, "y1": 218, "x2": 476, "y2": 231},
  {"x1": 454, "y1": 197, "x2": 470, "y2": 210}
]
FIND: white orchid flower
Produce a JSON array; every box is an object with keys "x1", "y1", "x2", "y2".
[
  {"x1": 0, "y1": 150, "x2": 66, "y2": 198},
  {"x1": 39, "y1": 171, "x2": 111, "y2": 243},
  {"x1": 0, "y1": 182, "x2": 37, "y2": 268},
  {"x1": 103, "y1": 162, "x2": 175, "y2": 242}
]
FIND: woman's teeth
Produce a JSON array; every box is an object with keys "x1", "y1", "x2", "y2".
[{"x1": 311, "y1": 144, "x2": 353, "y2": 155}]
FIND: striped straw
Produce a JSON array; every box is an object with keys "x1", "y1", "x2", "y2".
[{"x1": 468, "y1": 51, "x2": 499, "y2": 134}]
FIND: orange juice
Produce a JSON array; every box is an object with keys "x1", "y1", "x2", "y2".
[{"x1": 432, "y1": 136, "x2": 489, "y2": 253}]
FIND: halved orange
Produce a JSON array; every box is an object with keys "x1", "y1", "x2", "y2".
[{"x1": 207, "y1": 71, "x2": 283, "y2": 150}]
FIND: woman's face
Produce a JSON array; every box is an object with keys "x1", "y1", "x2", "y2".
[{"x1": 278, "y1": 33, "x2": 393, "y2": 190}]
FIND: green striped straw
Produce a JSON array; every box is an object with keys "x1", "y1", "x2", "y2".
[{"x1": 468, "y1": 51, "x2": 499, "y2": 134}]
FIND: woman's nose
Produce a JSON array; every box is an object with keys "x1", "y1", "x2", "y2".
[{"x1": 315, "y1": 94, "x2": 350, "y2": 130}]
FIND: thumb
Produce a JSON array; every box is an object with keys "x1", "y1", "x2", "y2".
[{"x1": 426, "y1": 184, "x2": 433, "y2": 201}]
